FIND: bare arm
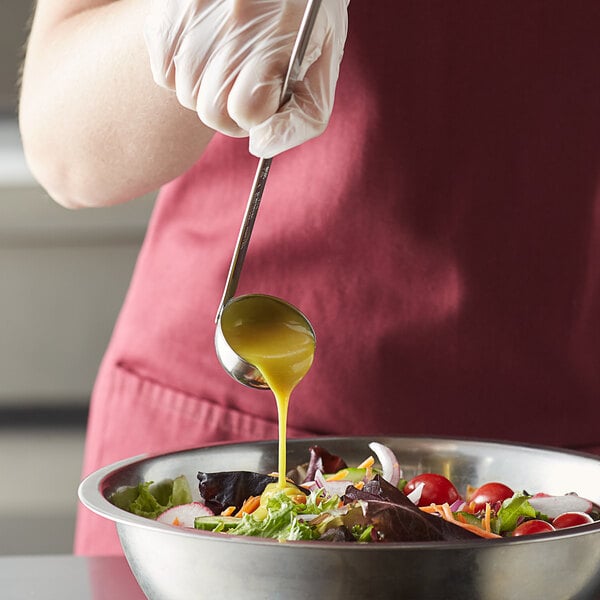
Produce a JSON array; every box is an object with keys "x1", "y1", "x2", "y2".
[{"x1": 19, "y1": 0, "x2": 214, "y2": 209}]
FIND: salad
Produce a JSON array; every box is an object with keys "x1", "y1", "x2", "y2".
[{"x1": 110, "y1": 442, "x2": 600, "y2": 543}]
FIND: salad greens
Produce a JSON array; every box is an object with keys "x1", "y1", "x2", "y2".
[
  {"x1": 455, "y1": 493, "x2": 539, "y2": 535},
  {"x1": 216, "y1": 490, "x2": 340, "y2": 541},
  {"x1": 110, "y1": 475, "x2": 192, "y2": 519},
  {"x1": 109, "y1": 443, "x2": 599, "y2": 543},
  {"x1": 494, "y1": 493, "x2": 538, "y2": 533}
]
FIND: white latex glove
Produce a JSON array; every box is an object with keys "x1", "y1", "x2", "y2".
[{"x1": 144, "y1": 0, "x2": 349, "y2": 158}]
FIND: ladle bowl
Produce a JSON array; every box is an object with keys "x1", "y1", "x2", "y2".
[
  {"x1": 213, "y1": 1, "x2": 322, "y2": 389},
  {"x1": 214, "y1": 293, "x2": 316, "y2": 390}
]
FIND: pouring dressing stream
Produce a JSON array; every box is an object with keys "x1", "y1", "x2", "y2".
[{"x1": 219, "y1": 295, "x2": 315, "y2": 487}]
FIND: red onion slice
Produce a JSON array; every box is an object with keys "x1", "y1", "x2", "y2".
[
  {"x1": 313, "y1": 469, "x2": 354, "y2": 498},
  {"x1": 449, "y1": 498, "x2": 466, "y2": 512},
  {"x1": 314, "y1": 470, "x2": 327, "y2": 489},
  {"x1": 323, "y1": 480, "x2": 354, "y2": 498},
  {"x1": 368, "y1": 442, "x2": 402, "y2": 487}
]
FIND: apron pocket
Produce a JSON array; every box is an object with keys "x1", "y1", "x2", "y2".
[{"x1": 84, "y1": 361, "x2": 315, "y2": 472}]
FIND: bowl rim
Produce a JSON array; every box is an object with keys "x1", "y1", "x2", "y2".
[{"x1": 78, "y1": 435, "x2": 600, "y2": 551}]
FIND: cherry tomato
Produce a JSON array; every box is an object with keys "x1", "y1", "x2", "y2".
[
  {"x1": 404, "y1": 473, "x2": 460, "y2": 507},
  {"x1": 469, "y1": 482, "x2": 514, "y2": 512},
  {"x1": 552, "y1": 512, "x2": 594, "y2": 529},
  {"x1": 512, "y1": 519, "x2": 555, "y2": 536}
]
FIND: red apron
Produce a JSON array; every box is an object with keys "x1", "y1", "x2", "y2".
[{"x1": 76, "y1": 2, "x2": 600, "y2": 555}]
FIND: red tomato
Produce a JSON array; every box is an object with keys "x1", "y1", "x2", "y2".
[
  {"x1": 512, "y1": 519, "x2": 555, "y2": 536},
  {"x1": 552, "y1": 512, "x2": 594, "y2": 529},
  {"x1": 404, "y1": 473, "x2": 460, "y2": 507},
  {"x1": 469, "y1": 482, "x2": 514, "y2": 512}
]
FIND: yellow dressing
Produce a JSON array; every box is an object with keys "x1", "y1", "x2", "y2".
[{"x1": 221, "y1": 295, "x2": 315, "y2": 488}]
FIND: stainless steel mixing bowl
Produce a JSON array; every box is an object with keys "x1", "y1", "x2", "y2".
[{"x1": 78, "y1": 437, "x2": 600, "y2": 600}]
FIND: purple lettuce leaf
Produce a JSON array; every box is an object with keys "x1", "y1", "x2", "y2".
[
  {"x1": 344, "y1": 476, "x2": 479, "y2": 542},
  {"x1": 197, "y1": 471, "x2": 277, "y2": 514},
  {"x1": 303, "y1": 446, "x2": 348, "y2": 483}
]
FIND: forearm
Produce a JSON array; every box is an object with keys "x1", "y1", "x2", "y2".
[{"x1": 19, "y1": 0, "x2": 213, "y2": 209}]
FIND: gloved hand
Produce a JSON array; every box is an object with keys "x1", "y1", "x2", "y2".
[{"x1": 144, "y1": 0, "x2": 349, "y2": 158}]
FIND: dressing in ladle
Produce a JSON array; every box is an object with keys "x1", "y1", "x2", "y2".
[{"x1": 220, "y1": 294, "x2": 315, "y2": 487}]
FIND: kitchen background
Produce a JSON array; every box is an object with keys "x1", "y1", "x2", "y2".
[{"x1": 1, "y1": 2, "x2": 155, "y2": 554}]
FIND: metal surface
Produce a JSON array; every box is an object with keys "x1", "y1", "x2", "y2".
[
  {"x1": 79, "y1": 436, "x2": 600, "y2": 600},
  {"x1": 215, "y1": 0, "x2": 323, "y2": 322},
  {"x1": 214, "y1": 293, "x2": 315, "y2": 390}
]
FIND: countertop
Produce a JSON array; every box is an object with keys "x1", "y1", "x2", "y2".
[{"x1": 0, "y1": 555, "x2": 146, "y2": 599}]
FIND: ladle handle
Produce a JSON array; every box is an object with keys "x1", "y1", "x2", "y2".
[{"x1": 215, "y1": 0, "x2": 323, "y2": 322}]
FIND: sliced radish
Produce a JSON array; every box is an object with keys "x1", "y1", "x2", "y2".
[
  {"x1": 528, "y1": 495, "x2": 593, "y2": 519},
  {"x1": 368, "y1": 442, "x2": 402, "y2": 487},
  {"x1": 156, "y1": 502, "x2": 214, "y2": 528}
]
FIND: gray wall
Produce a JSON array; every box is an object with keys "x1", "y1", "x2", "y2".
[
  {"x1": 0, "y1": 1, "x2": 155, "y2": 555},
  {"x1": 0, "y1": 0, "x2": 31, "y2": 115},
  {"x1": 0, "y1": 1, "x2": 155, "y2": 408}
]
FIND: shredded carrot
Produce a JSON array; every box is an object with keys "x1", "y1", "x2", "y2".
[
  {"x1": 484, "y1": 503, "x2": 491, "y2": 533},
  {"x1": 357, "y1": 456, "x2": 375, "y2": 469},
  {"x1": 235, "y1": 495, "x2": 261, "y2": 517},
  {"x1": 325, "y1": 469, "x2": 349, "y2": 481},
  {"x1": 419, "y1": 503, "x2": 501, "y2": 539},
  {"x1": 172, "y1": 517, "x2": 181, "y2": 526},
  {"x1": 420, "y1": 505, "x2": 443, "y2": 514},
  {"x1": 441, "y1": 503, "x2": 455, "y2": 522},
  {"x1": 221, "y1": 506, "x2": 236, "y2": 517},
  {"x1": 455, "y1": 521, "x2": 500, "y2": 539},
  {"x1": 354, "y1": 481, "x2": 365, "y2": 490}
]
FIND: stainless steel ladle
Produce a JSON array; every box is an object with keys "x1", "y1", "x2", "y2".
[{"x1": 214, "y1": 0, "x2": 321, "y2": 389}]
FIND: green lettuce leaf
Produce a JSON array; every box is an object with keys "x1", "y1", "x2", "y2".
[
  {"x1": 494, "y1": 493, "x2": 536, "y2": 533},
  {"x1": 228, "y1": 490, "x2": 343, "y2": 541},
  {"x1": 304, "y1": 489, "x2": 341, "y2": 514},
  {"x1": 171, "y1": 476, "x2": 193, "y2": 506},
  {"x1": 352, "y1": 524, "x2": 374, "y2": 542},
  {"x1": 230, "y1": 492, "x2": 317, "y2": 541},
  {"x1": 109, "y1": 475, "x2": 193, "y2": 519}
]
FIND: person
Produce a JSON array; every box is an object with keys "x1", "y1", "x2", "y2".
[{"x1": 19, "y1": 1, "x2": 600, "y2": 556}]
